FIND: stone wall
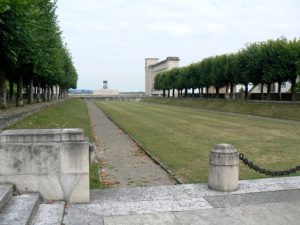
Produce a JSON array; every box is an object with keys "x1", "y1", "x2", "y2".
[{"x1": 0, "y1": 129, "x2": 89, "y2": 203}]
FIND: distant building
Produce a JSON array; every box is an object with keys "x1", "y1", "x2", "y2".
[
  {"x1": 250, "y1": 82, "x2": 292, "y2": 94},
  {"x1": 103, "y1": 80, "x2": 108, "y2": 89},
  {"x1": 145, "y1": 57, "x2": 180, "y2": 96},
  {"x1": 93, "y1": 80, "x2": 119, "y2": 96}
]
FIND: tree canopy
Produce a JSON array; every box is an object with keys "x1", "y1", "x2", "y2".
[
  {"x1": 0, "y1": 0, "x2": 78, "y2": 107},
  {"x1": 154, "y1": 37, "x2": 300, "y2": 101}
]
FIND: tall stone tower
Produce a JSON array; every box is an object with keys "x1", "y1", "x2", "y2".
[{"x1": 145, "y1": 57, "x2": 180, "y2": 96}]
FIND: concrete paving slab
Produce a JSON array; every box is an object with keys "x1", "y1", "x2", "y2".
[
  {"x1": 91, "y1": 177, "x2": 300, "y2": 204},
  {"x1": 174, "y1": 200, "x2": 300, "y2": 225},
  {"x1": 66, "y1": 177, "x2": 300, "y2": 224},
  {"x1": 102, "y1": 200, "x2": 300, "y2": 225},
  {"x1": 64, "y1": 197, "x2": 212, "y2": 219},
  {"x1": 0, "y1": 185, "x2": 13, "y2": 212},
  {"x1": 63, "y1": 205, "x2": 104, "y2": 225},
  {"x1": 104, "y1": 212, "x2": 181, "y2": 225},
  {"x1": 32, "y1": 202, "x2": 65, "y2": 225},
  {"x1": 204, "y1": 189, "x2": 300, "y2": 208},
  {"x1": 0, "y1": 193, "x2": 39, "y2": 225}
]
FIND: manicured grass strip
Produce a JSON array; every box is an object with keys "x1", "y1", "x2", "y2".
[
  {"x1": 143, "y1": 98, "x2": 300, "y2": 121},
  {"x1": 90, "y1": 163, "x2": 106, "y2": 189},
  {"x1": 8, "y1": 98, "x2": 93, "y2": 140},
  {"x1": 97, "y1": 102, "x2": 300, "y2": 184},
  {"x1": 9, "y1": 98, "x2": 103, "y2": 189}
]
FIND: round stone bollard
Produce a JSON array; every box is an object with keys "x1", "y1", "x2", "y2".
[{"x1": 208, "y1": 143, "x2": 239, "y2": 192}]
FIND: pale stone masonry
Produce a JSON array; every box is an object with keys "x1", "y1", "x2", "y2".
[
  {"x1": 145, "y1": 57, "x2": 180, "y2": 96},
  {"x1": 208, "y1": 144, "x2": 239, "y2": 192},
  {"x1": 0, "y1": 129, "x2": 89, "y2": 203}
]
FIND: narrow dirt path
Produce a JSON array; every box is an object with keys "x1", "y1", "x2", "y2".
[{"x1": 87, "y1": 101, "x2": 175, "y2": 188}]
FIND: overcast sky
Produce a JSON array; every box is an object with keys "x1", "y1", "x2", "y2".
[{"x1": 56, "y1": 0, "x2": 300, "y2": 91}]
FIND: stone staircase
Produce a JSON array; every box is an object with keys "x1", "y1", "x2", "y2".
[{"x1": 0, "y1": 184, "x2": 65, "y2": 225}]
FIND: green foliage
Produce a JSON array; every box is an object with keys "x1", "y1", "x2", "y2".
[
  {"x1": 154, "y1": 37, "x2": 300, "y2": 100},
  {"x1": 0, "y1": 0, "x2": 77, "y2": 89},
  {"x1": 90, "y1": 162, "x2": 106, "y2": 189},
  {"x1": 296, "y1": 81, "x2": 300, "y2": 93}
]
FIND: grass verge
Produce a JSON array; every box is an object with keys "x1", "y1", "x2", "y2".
[
  {"x1": 143, "y1": 98, "x2": 300, "y2": 121},
  {"x1": 96, "y1": 102, "x2": 300, "y2": 184},
  {"x1": 9, "y1": 98, "x2": 103, "y2": 189}
]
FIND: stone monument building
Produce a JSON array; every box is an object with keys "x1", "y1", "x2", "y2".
[{"x1": 145, "y1": 57, "x2": 180, "y2": 96}]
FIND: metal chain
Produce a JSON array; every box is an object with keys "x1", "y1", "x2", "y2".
[{"x1": 239, "y1": 153, "x2": 300, "y2": 177}]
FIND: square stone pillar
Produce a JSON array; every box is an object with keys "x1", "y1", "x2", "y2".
[{"x1": 0, "y1": 129, "x2": 90, "y2": 203}]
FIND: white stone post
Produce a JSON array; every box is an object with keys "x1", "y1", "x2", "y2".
[{"x1": 208, "y1": 143, "x2": 239, "y2": 192}]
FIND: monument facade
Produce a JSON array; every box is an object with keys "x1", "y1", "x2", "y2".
[{"x1": 145, "y1": 57, "x2": 180, "y2": 96}]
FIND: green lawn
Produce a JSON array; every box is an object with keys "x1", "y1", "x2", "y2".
[
  {"x1": 97, "y1": 102, "x2": 300, "y2": 183},
  {"x1": 143, "y1": 98, "x2": 300, "y2": 121},
  {"x1": 9, "y1": 98, "x2": 103, "y2": 189}
]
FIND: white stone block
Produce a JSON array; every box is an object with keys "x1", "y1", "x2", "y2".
[
  {"x1": 61, "y1": 142, "x2": 89, "y2": 174},
  {"x1": 0, "y1": 129, "x2": 62, "y2": 143},
  {"x1": 0, "y1": 143, "x2": 61, "y2": 175},
  {"x1": 0, "y1": 129, "x2": 90, "y2": 203},
  {"x1": 61, "y1": 129, "x2": 84, "y2": 141},
  {"x1": 60, "y1": 174, "x2": 90, "y2": 203},
  {"x1": 0, "y1": 175, "x2": 40, "y2": 192}
]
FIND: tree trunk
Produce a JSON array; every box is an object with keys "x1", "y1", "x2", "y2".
[
  {"x1": 37, "y1": 82, "x2": 41, "y2": 103},
  {"x1": 291, "y1": 78, "x2": 296, "y2": 101},
  {"x1": 0, "y1": 70, "x2": 7, "y2": 108},
  {"x1": 244, "y1": 84, "x2": 248, "y2": 100},
  {"x1": 184, "y1": 88, "x2": 187, "y2": 97},
  {"x1": 230, "y1": 82, "x2": 234, "y2": 99},
  {"x1": 172, "y1": 89, "x2": 175, "y2": 98},
  {"x1": 277, "y1": 82, "x2": 282, "y2": 101},
  {"x1": 44, "y1": 84, "x2": 48, "y2": 102},
  {"x1": 201, "y1": 87, "x2": 204, "y2": 98},
  {"x1": 9, "y1": 79, "x2": 14, "y2": 102},
  {"x1": 206, "y1": 86, "x2": 209, "y2": 98},
  {"x1": 28, "y1": 79, "x2": 34, "y2": 104},
  {"x1": 167, "y1": 89, "x2": 170, "y2": 98},
  {"x1": 162, "y1": 89, "x2": 165, "y2": 97},
  {"x1": 47, "y1": 84, "x2": 51, "y2": 101},
  {"x1": 16, "y1": 76, "x2": 24, "y2": 107},
  {"x1": 216, "y1": 87, "x2": 220, "y2": 98},
  {"x1": 266, "y1": 83, "x2": 271, "y2": 101},
  {"x1": 192, "y1": 88, "x2": 195, "y2": 97},
  {"x1": 58, "y1": 86, "x2": 61, "y2": 99},
  {"x1": 51, "y1": 86, "x2": 54, "y2": 100},
  {"x1": 260, "y1": 83, "x2": 264, "y2": 100},
  {"x1": 55, "y1": 85, "x2": 58, "y2": 100}
]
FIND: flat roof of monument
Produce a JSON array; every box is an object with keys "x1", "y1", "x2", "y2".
[{"x1": 149, "y1": 56, "x2": 180, "y2": 67}]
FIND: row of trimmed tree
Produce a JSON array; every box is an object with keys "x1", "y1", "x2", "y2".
[
  {"x1": 155, "y1": 37, "x2": 300, "y2": 101},
  {"x1": 0, "y1": 0, "x2": 78, "y2": 108}
]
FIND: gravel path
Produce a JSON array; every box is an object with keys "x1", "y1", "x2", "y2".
[{"x1": 87, "y1": 101, "x2": 175, "y2": 188}]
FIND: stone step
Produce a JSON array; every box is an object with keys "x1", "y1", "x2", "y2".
[
  {"x1": 0, "y1": 193, "x2": 39, "y2": 225},
  {"x1": 32, "y1": 202, "x2": 65, "y2": 225},
  {"x1": 0, "y1": 184, "x2": 13, "y2": 212}
]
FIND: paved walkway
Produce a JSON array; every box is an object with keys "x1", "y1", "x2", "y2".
[
  {"x1": 63, "y1": 176, "x2": 300, "y2": 225},
  {"x1": 0, "y1": 99, "x2": 64, "y2": 129},
  {"x1": 87, "y1": 101, "x2": 175, "y2": 188}
]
